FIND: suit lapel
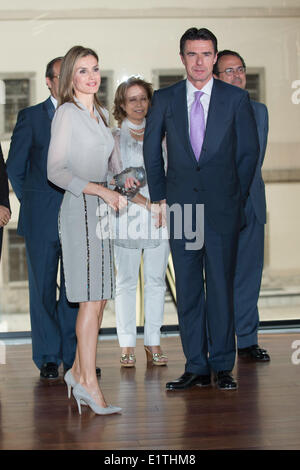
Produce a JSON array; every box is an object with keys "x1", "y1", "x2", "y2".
[
  {"x1": 199, "y1": 79, "x2": 227, "y2": 166},
  {"x1": 170, "y1": 79, "x2": 228, "y2": 167},
  {"x1": 43, "y1": 97, "x2": 55, "y2": 121},
  {"x1": 171, "y1": 80, "x2": 197, "y2": 165}
]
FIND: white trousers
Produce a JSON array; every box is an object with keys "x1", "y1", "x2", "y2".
[{"x1": 114, "y1": 241, "x2": 170, "y2": 347}]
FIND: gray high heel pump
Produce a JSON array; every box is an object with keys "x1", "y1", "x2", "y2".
[
  {"x1": 64, "y1": 369, "x2": 77, "y2": 399},
  {"x1": 72, "y1": 383, "x2": 122, "y2": 415},
  {"x1": 64, "y1": 370, "x2": 87, "y2": 406}
]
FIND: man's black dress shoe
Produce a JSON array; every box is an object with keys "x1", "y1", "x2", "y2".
[
  {"x1": 166, "y1": 372, "x2": 211, "y2": 391},
  {"x1": 238, "y1": 344, "x2": 270, "y2": 362},
  {"x1": 63, "y1": 364, "x2": 101, "y2": 377},
  {"x1": 214, "y1": 371, "x2": 237, "y2": 390},
  {"x1": 40, "y1": 362, "x2": 59, "y2": 380}
]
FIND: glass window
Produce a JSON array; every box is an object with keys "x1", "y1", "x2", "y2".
[
  {"x1": 159, "y1": 74, "x2": 184, "y2": 89},
  {"x1": 246, "y1": 73, "x2": 260, "y2": 101},
  {"x1": 8, "y1": 229, "x2": 28, "y2": 282},
  {"x1": 97, "y1": 76, "x2": 108, "y2": 107},
  {"x1": 4, "y1": 79, "x2": 30, "y2": 134},
  {"x1": 96, "y1": 71, "x2": 113, "y2": 123},
  {"x1": 152, "y1": 69, "x2": 185, "y2": 90},
  {"x1": 0, "y1": 73, "x2": 35, "y2": 140}
]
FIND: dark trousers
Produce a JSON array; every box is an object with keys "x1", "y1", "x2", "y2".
[
  {"x1": 234, "y1": 198, "x2": 264, "y2": 348},
  {"x1": 25, "y1": 235, "x2": 78, "y2": 369},
  {"x1": 170, "y1": 218, "x2": 238, "y2": 375}
]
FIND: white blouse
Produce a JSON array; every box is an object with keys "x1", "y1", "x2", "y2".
[{"x1": 111, "y1": 119, "x2": 168, "y2": 249}]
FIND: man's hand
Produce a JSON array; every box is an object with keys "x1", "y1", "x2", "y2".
[
  {"x1": 0, "y1": 205, "x2": 11, "y2": 227},
  {"x1": 151, "y1": 199, "x2": 167, "y2": 228}
]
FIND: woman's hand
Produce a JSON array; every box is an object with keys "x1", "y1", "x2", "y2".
[
  {"x1": 82, "y1": 182, "x2": 128, "y2": 212},
  {"x1": 110, "y1": 176, "x2": 139, "y2": 190},
  {"x1": 100, "y1": 186, "x2": 127, "y2": 212},
  {"x1": 124, "y1": 176, "x2": 140, "y2": 190}
]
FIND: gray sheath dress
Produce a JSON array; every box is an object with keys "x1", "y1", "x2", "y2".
[{"x1": 47, "y1": 100, "x2": 116, "y2": 303}]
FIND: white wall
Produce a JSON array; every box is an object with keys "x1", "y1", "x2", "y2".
[
  {"x1": 0, "y1": 12, "x2": 299, "y2": 152},
  {"x1": 2, "y1": 0, "x2": 300, "y2": 11},
  {"x1": 266, "y1": 183, "x2": 300, "y2": 272}
]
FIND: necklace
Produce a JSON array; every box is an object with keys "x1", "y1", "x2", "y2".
[{"x1": 129, "y1": 128, "x2": 145, "y2": 136}]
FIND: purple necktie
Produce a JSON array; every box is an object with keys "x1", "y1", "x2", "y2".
[{"x1": 190, "y1": 90, "x2": 205, "y2": 161}]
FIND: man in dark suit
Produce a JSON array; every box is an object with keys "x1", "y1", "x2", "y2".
[
  {"x1": 0, "y1": 143, "x2": 11, "y2": 258},
  {"x1": 6, "y1": 58, "x2": 78, "y2": 380},
  {"x1": 143, "y1": 28, "x2": 259, "y2": 391},
  {"x1": 214, "y1": 50, "x2": 270, "y2": 362}
]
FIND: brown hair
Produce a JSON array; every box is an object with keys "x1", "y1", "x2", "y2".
[
  {"x1": 58, "y1": 45, "x2": 108, "y2": 126},
  {"x1": 113, "y1": 76, "x2": 153, "y2": 127},
  {"x1": 45, "y1": 57, "x2": 63, "y2": 79}
]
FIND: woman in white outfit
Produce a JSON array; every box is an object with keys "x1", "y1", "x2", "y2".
[
  {"x1": 111, "y1": 77, "x2": 170, "y2": 367},
  {"x1": 47, "y1": 46, "x2": 129, "y2": 415}
]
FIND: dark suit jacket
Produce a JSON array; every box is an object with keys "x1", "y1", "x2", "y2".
[
  {"x1": 0, "y1": 143, "x2": 10, "y2": 257},
  {"x1": 7, "y1": 97, "x2": 64, "y2": 241},
  {"x1": 143, "y1": 79, "x2": 260, "y2": 235},
  {"x1": 250, "y1": 100, "x2": 269, "y2": 225},
  {"x1": 0, "y1": 144, "x2": 10, "y2": 211}
]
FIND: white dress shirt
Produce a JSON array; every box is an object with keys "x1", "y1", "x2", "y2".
[
  {"x1": 50, "y1": 96, "x2": 58, "y2": 109},
  {"x1": 186, "y1": 77, "x2": 214, "y2": 131}
]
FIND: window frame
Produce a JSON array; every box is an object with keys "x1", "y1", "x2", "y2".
[
  {"x1": 96, "y1": 70, "x2": 113, "y2": 123},
  {"x1": 152, "y1": 69, "x2": 185, "y2": 90},
  {"x1": 0, "y1": 72, "x2": 36, "y2": 140},
  {"x1": 245, "y1": 67, "x2": 266, "y2": 103}
]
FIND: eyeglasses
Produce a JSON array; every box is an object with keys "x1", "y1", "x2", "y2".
[{"x1": 218, "y1": 66, "x2": 246, "y2": 76}]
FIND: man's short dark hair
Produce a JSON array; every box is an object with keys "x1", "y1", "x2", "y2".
[
  {"x1": 213, "y1": 50, "x2": 246, "y2": 76},
  {"x1": 180, "y1": 27, "x2": 218, "y2": 56},
  {"x1": 45, "y1": 57, "x2": 63, "y2": 79}
]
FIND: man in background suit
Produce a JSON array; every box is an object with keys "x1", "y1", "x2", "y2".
[
  {"x1": 214, "y1": 50, "x2": 270, "y2": 362},
  {"x1": 6, "y1": 58, "x2": 78, "y2": 380},
  {"x1": 0, "y1": 143, "x2": 11, "y2": 258},
  {"x1": 144, "y1": 28, "x2": 259, "y2": 391}
]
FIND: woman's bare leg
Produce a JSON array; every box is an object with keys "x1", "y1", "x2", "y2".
[{"x1": 71, "y1": 300, "x2": 107, "y2": 407}]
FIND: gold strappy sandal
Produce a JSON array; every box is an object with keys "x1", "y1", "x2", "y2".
[
  {"x1": 120, "y1": 353, "x2": 136, "y2": 368},
  {"x1": 144, "y1": 346, "x2": 168, "y2": 366}
]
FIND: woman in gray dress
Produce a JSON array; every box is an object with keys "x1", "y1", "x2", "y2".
[{"x1": 47, "y1": 46, "x2": 127, "y2": 415}]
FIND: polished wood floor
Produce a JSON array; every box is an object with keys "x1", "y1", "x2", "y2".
[{"x1": 0, "y1": 333, "x2": 299, "y2": 450}]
